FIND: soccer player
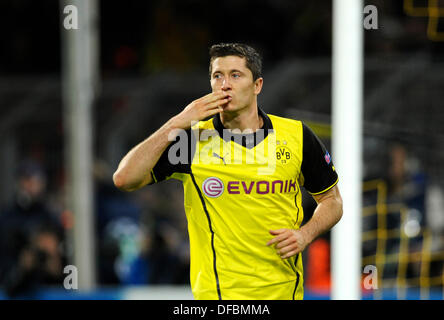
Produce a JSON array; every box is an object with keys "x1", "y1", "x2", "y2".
[{"x1": 113, "y1": 43, "x2": 343, "y2": 300}]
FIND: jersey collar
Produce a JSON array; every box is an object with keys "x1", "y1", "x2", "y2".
[{"x1": 212, "y1": 107, "x2": 274, "y2": 149}]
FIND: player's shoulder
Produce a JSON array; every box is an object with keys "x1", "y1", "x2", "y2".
[
  {"x1": 191, "y1": 117, "x2": 215, "y2": 131},
  {"x1": 267, "y1": 113, "x2": 303, "y2": 130}
]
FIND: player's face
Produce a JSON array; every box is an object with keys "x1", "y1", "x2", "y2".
[{"x1": 210, "y1": 56, "x2": 263, "y2": 113}]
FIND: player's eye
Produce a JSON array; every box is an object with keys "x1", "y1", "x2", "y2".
[
  {"x1": 232, "y1": 73, "x2": 240, "y2": 78},
  {"x1": 213, "y1": 74, "x2": 222, "y2": 79}
]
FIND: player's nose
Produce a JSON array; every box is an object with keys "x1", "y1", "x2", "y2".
[{"x1": 221, "y1": 78, "x2": 231, "y2": 91}]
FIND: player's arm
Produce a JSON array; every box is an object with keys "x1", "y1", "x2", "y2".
[
  {"x1": 305, "y1": 184, "x2": 343, "y2": 242},
  {"x1": 267, "y1": 122, "x2": 343, "y2": 258},
  {"x1": 267, "y1": 186, "x2": 343, "y2": 259},
  {"x1": 113, "y1": 91, "x2": 230, "y2": 192}
]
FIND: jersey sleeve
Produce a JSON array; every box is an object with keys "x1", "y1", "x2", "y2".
[
  {"x1": 150, "y1": 128, "x2": 193, "y2": 183},
  {"x1": 299, "y1": 123, "x2": 339, "y2": 195}
]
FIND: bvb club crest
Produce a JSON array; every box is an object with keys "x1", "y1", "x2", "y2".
[{"x1": 276, "y1": 141, "x2": 292, "y2": 165}]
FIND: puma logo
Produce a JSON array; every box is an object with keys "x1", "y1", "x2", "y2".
[{"x1": 212, "y1": 152, "x2": 227, "y2": 165}]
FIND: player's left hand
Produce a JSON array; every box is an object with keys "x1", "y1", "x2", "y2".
[{"x1": 266, "y1": 228, "x2": 310, "y2": 259}]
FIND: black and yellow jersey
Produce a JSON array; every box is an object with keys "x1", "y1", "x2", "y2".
[{"x1": 150, "y1": 108, "x2": 338, "y2": 300}]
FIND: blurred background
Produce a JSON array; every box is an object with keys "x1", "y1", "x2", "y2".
[{"x1": 0, "y1": 0, "x2": 444, "y2": 300}]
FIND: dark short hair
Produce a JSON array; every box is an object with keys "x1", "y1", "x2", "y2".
[{"x1": 209, "y1": 43, "x2": 262, "y2": 81}]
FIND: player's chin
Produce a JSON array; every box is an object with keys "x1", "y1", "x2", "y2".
[{"x1": 221, "y1": 102, "x2": 235, "y2": 111}]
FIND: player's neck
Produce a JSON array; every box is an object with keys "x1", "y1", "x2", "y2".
[{"x1": 220, "y1": 104, "x2": 263, "y2": 133}]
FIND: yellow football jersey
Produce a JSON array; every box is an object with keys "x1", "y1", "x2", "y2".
[{"x1": 151, "y1": 108, "x2": 338, "y2": 300}]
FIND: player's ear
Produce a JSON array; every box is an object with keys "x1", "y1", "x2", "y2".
[{"x1": 254, "y1": 77, "x2": 263, "y2": 95}]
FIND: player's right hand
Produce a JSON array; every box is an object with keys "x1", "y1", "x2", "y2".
[{"x1": 171, "y1": 91, "x2": 231, "y2": 129}]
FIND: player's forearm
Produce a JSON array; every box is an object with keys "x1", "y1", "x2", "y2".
[
  {"x1": 267, "y1": 188, "x2": 342, "y2": 259},
  {"x1": 113, "y1": 118, "x2": 179, "y2": 191},
  {"x1": 300, "y1": 188, "x2": 343, "y2": 244}
]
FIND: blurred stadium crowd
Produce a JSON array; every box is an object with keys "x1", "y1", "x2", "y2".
[{"x1": 1, "y1": 0, "x2": 444, "y2": 298}]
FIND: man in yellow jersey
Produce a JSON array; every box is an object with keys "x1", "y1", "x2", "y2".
[{"x1": 113, "y1": 43, "x2": 343, "y2": 300}]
